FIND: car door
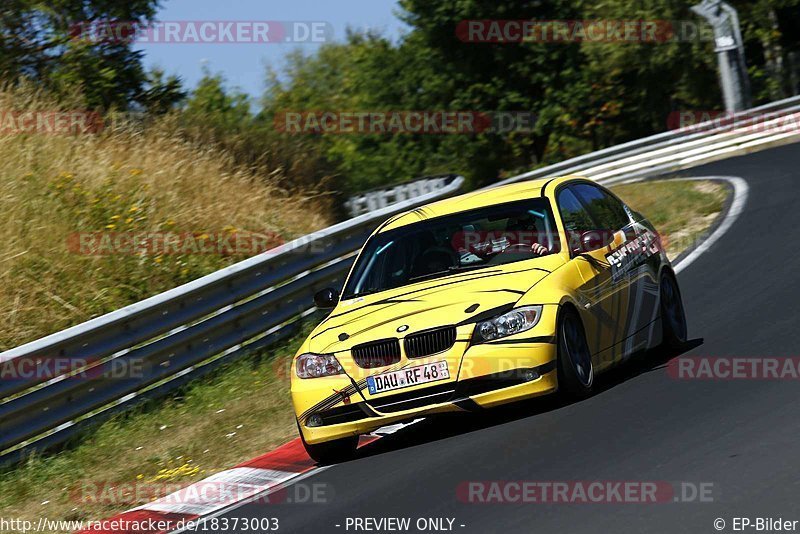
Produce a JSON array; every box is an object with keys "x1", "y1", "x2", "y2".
[
  {"x1": 556, "y1": 183, "x2": 633, "y2": 370},
  {"x1": 570, "y1": 182, "x2": 650, "y2": 363}
]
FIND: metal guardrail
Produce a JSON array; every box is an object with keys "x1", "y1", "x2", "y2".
[
  {"x1": 492, "y1": 94, "x2": 800, "y2": 187},
  {"x1": 2, "y1": 94, "x2": 800, "y2": 464},
  {"x1": 0, "y1": 176, "x2": 465, "y2": 463},
  {"x1": 345, "y1": 176, "x2": 452, "y2": 217}
]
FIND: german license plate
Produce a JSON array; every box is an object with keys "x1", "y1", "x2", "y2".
[{"x1": 366, "y1": 361, "x2": 449, "y2": 395}]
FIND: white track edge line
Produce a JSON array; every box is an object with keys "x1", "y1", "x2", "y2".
[
  {"x1": 613, "y1": 175, "x2": 748, "y2": 275},
  {"x1": 671, "y1": 176, "x2": 749, "y2": 274}
]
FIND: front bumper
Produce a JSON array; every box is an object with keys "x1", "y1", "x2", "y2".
[{"x1": 293, "y1": 340, "x2": 558, "y2": 445}]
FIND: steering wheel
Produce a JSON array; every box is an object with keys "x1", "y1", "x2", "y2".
[
  {"x1": 412, "y1": 246, "x2": 459, "y2": 276},
  {"x1": 422, "y1": 246, "x2": 459, "y2": 264}
]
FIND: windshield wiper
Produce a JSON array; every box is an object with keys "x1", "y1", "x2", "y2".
[
  {"x1": 407, "y1": 263, "x2": 488, "y2": 283},
  {"x1": 407, "y1": 270, "x2": 451, "y2": 283},
  {"x1": 447, "y1": 264, "x2": 488, "y2": 273}
]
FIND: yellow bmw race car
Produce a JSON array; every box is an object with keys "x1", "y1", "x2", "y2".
[{"x1": 291, "y1": 176, "x2": 687, "y2": 462}]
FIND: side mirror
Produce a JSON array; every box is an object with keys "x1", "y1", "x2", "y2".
[
  {"x1": 313, "y1": 287, "x2": 339, "y2": 309},
  {"x1": 579, "y1": 230, "x2": 614, "y2": 253}
]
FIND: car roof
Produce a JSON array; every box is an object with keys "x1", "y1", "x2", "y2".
[{"x1": 380, "y1": 175, "x2": 583, "y2": 231}]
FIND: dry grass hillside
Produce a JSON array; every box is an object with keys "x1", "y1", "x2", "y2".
[{"x1": 0, "y1": 85, "x2": 331, "y2": 351}]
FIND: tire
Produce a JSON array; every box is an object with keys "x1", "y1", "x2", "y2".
[
  {"x1": 556, "y1": 307, "x2": 594, "y2": 398},
  {"x1": 659, "y1": 271, "x2": 687, "y2": 349},
  {"x1": 298, "y1": 424, "x2": 358, "y2": 465}
]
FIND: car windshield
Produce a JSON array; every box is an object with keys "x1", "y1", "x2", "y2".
[{"x1": 342, "y1": 198, "x2": 559, "y2": 299}]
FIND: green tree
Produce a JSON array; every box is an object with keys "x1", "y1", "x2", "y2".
[
  {"x1": 139, "y1": 68, "x2": 186, "y2": 115},
  {"x1": 570, "y1": 1, "x2": 719, "y2": 149},
  {"x1": 263, "y1": 32, "x2": 469, "y2": 192},
  {"x1": 731, "y1": 0, "x2": 800, "y2": 101},
  {"x1": 397, "y1": 0, "x2": 594, "y2": 183},
  {"x1": 0, "y1": 0, "x2": 166, "y2": 110},
  {"x1": 179, "y1": 70, "x2": 334, "y2": 193}
]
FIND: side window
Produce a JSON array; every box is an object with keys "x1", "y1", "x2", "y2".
[
  {"x1": 557, "y1": 188, "x2": 595, "y2": 254},
  {"x1": 557, "y1": 188, "x2": 594, "y2": 233},
  {"x1": 570, "y1": 183, "x2": 631, "y2": 233}
]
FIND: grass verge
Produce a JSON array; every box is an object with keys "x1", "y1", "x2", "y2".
[
  {"x1": 612, "y1": 178, "x2": 728, "y2": 259},
  {"x1": 0, "y1": 178, "x2": 728, "y2": 532}
]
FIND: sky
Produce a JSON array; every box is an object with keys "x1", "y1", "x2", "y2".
[{"x1": 134, "y1": 0, "x2": 409, "y2": 102}]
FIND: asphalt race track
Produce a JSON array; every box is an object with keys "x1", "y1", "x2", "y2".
[{"x1": 218, "y1": 143, "x2": 800, "y2": 533}]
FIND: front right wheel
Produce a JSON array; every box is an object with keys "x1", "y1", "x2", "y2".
[
  {"x1": 659, "y1": 271, "x2": 687, "y2": 349},
  {"x1": 556, "y1": 307, "x2": 594, "y2": 398}
]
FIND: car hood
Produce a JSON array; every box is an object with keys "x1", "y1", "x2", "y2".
[{"x1": 307, "y1": 255, "x2": 564, "y2": 354}]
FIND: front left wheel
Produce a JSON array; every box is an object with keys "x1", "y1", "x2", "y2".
[{"x1": 556, "y1": 307, "x2": 594, "y2": 398}]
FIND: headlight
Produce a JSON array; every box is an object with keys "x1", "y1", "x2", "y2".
[
  {"x1": 295, "y1": 353, "x2": 345, "y2": 379},
  {"x1": 473, "y1": 305, "x2": 543, "y2": 342}
]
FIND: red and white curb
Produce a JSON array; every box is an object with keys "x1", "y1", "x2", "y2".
[{"x1": 77, "y1": 420, "x2": 422, "y2": 533}]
